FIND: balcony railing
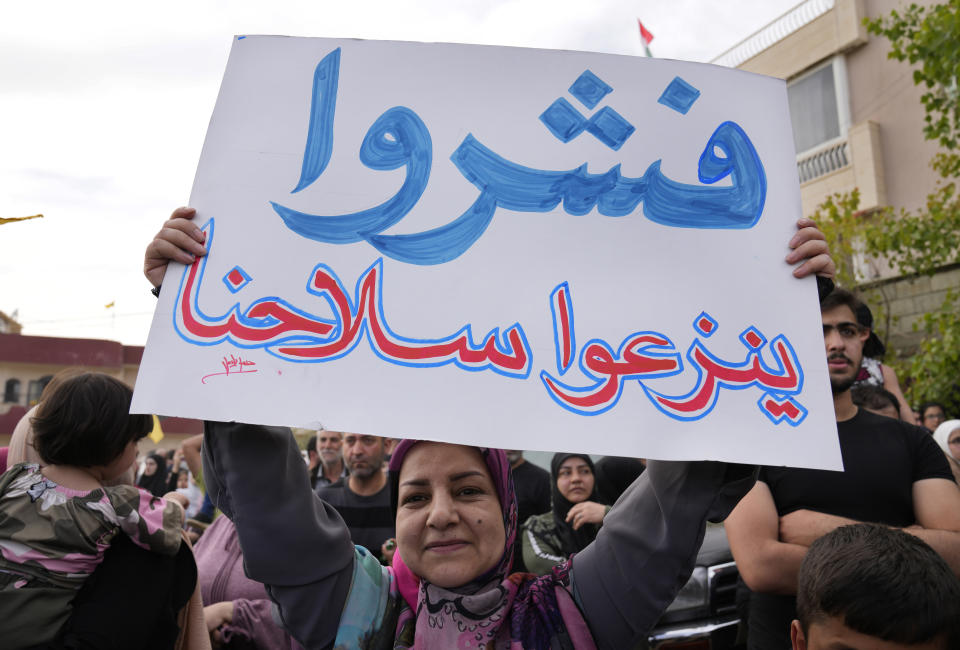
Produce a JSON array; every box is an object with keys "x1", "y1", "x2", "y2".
[
  {"x1": 797, "y1": 136, "x2": 849, "y2": 184},
  {"x1": 712, "y1": 0, "x2": 836, "y2": 69}
]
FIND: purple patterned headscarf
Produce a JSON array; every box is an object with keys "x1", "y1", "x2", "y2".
[
  {"x1": 386, "y1": 439, "x2": 596, "y2": 650},
  {"x1": 389, "y1": 441, "x2": 517, "y2": 594}
]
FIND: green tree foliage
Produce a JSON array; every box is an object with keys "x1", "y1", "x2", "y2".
[
  {"x1": 865, "y1": 1, "x2": 960, "y2": 274},
  {"x1": 814, "y1": 2, "x2": 960, "y2": 413},
  {"x1": 814, "y1": 189, "x2": 864, "y2": 290},
  {"x1": 814, "y1": 187, "x2": 960, "y2": 414},
  {"x1": 866, "y1": 2, "x2": 960, "y2": 177}
]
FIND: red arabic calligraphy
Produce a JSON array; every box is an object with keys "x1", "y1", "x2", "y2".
[
  {"x1": 176, "y1": 219, "x2": 807, "y2": 425},
  {"x1": 174, "y1": 219, "x2": 531, "y2": 378}
]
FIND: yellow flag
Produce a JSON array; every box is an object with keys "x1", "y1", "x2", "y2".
[
  {"x1": 0, "y1": 214, "x2": 43, "y2": 225},
  {"x1": 148, "y1": 415, "x2": 164, "y2": 444},
  {"x1": 105, "y1": 301, "x2": 115, "y2": 309}
]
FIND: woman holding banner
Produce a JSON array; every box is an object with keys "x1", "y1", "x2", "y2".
[{"x1": 145, "y1": 207, "x2": 834, "y2": 649}]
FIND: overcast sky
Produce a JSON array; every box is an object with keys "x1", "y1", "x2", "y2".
[{"x1": 0, "y1": 0, "x2": 803, "y2": 345}]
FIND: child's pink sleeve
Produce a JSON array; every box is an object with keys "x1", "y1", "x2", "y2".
[{"x1": 106, "y1": 485, "x2": 183, "y2": 555}]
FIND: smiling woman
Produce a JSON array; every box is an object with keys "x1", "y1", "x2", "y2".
[
  {"x1": 201, "y1": 421, "x2": 758, "y2": 649},
  {"x1": 393, "y1": 443, "x2": 505, "y2": 588}
]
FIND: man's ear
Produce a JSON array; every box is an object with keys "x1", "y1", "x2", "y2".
[{"x1": 790, "y1": 619, "x2": 807, "y2": 650}]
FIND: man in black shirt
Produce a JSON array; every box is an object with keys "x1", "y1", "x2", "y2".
[
  {"x1": 726, "y1": 289, "x2": 960, "y2": 649},
  {"x1": 506, "y1": 450, "x2": 551, "y2": 526},
  {"x1": 316, "y1": 433, "x2": 394, "y2": 561},
  {"x1": 506, "y1": 450, "x2": 551, "y2": 573}
]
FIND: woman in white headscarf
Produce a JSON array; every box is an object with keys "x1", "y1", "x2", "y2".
[{"x1": 933, "y1": 420, "x2": 960, "y2": 485}]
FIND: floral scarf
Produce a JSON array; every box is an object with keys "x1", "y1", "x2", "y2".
[{"x1": 382, "y1": 441, "x2": 596, "y2": 650}]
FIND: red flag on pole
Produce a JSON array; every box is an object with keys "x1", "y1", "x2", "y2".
[
  {"x1": 637, "y1": 19, "x2": 654, "y2": 57},
  {"x1": 637, "y1": 20, "x2": 654, "y2": 45}
]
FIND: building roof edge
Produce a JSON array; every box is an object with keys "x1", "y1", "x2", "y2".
[{"x1": 711, "y1": 0, "x2": 835, "y2": 69}]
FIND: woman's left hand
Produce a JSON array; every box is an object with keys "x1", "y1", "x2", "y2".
[
  {"x1": 786, "y1": 217, "x2": 835, "y2": 279},
  {"x1": 566, "y1": 501, "x2": 607, "y2": 530},
  {"x1": 204, "y1": 601, "x2": 234, "y2": 648}
]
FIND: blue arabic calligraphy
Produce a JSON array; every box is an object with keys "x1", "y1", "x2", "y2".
[
  {"x1": 273, "y1": 105, "x2": 432, "y2": 243},
  {"x1": 291, "y1": 48, "x2": 340, "y2": 193},
  {"x1": 271, "y1": 48, "x2": 768, "y2": 265}
]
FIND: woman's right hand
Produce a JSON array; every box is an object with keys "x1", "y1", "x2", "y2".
[
  {"x1": 143, "y1": 206, "x2": 207, "y2": 288},
  {"x1": 566, "y1": 501, "x2": 607, "y2": 530}
]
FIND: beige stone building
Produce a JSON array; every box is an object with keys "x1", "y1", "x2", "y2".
[{"x1": 714, "y1": 0, "x2": 954, "y2": 352}]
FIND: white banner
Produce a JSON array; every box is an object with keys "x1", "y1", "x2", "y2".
[{"x1": 132, "y1": 36, "x2": 840, "y2": 470}]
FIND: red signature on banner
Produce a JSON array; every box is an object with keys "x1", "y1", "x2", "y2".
[{"x1": 201, "y1": 354, "x2": 259, "y2": 384}]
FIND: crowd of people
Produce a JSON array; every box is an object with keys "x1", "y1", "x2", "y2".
[
  {"x1": 0, "y1": 209, "x2": 957, "y2": 649},
  {"x1": 726, "y1": 288, "x2": 960, "y2": 650}
]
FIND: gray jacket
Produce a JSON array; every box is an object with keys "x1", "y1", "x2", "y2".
[{"x1": 202, "y1": 421, "x2": 755, "y2": 649}]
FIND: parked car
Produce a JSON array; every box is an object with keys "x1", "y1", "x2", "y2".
[
  {"x1": 519, "y1": 452, "x2": 744, "y2": 649},
  {"x1": 647, "y1": 522, "x2": 742, "y2": 649}
]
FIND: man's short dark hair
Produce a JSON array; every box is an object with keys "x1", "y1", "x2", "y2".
[
  {"x1": 797, "y1": 523, "x2": 960, "y2": 647},
  {"x1": 920, "y1": 401, "x2": 946, "y2": 417},
  {"x1": 851, "y1": 385, "x2": 900, "y2": 416},
  {"x1": 32, "y1": 373, "x2": 152, "y2": 468},
  {"x1": 819, "y1": 288, "x2": 864, "y2": 315}
]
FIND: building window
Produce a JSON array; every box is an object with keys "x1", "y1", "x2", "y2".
[
  {"x1": 788, "y1": 56, "x2": 850, "y2": 154},
  {"x1": 26, "y1": 375, "x2": 53, "y2": 406},
  {"x1": 3, "y1": 378, "x2": 20, "y2": 404}
]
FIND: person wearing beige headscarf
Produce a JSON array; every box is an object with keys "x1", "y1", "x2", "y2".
[
  {"x1": 933, "y1": 420, "x2": 960, "y2": 486},
  {"x1": 8, "y1": 405, "x2": 41, "y2": 466}
]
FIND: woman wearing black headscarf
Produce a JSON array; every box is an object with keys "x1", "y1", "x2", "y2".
[
  {"x1": 136, "y1": 453, "x2": 168, "y2": 497},
  {"x1": 521, "y1": 453, "x2": 609, "y2": 575}
]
